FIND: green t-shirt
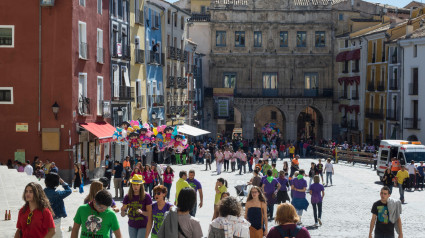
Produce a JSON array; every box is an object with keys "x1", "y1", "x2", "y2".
[
  {"x1": 73, "y1": 204, "x2": 120, "y2": 238},
  {"x1": 214, "y1": 185, "x2": 227, "y2": 205},
  {"x1": 175, "y1": 178, "x2": 191, "y2": 205},
  {"x1": 263, "y1": 164, "x2": 272, "y2": 174},
  {"x1": 272, "y1": 168, "x2": 279, "y2": 178}
]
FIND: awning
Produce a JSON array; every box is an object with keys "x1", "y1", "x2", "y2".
[
  {"x1": 80, "y1": 122, "x2": 116, "y2": 143},
  {"x1": 336, "y1": 51, "x2": 348, "y2": 62},
  {"x1": 177, "y1": 124, "x2": 211, "y2": 137},
  {"x1": 346, "y1": 49, "x2": 360, "y2": 61}
]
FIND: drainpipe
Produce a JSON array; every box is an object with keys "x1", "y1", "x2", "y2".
[{"x1": 38, "y1": 4, "x2": 42, "y2": 134}]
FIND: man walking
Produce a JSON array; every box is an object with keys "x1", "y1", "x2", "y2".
[
  {"x1": 175, "y1": 170, "x2": 191, "y2": 205},
  {"x1": 288, "y1": 144, "x2": 296, "y2": 158},
  {"x1": 369, "y1": 186, "x2": 403, "y2": 238},
  {"x1": 416, "y1": 161, "x2": 424, "y2": 190},
  {"x1": 112, "y1": 161, "x2": 124, "y2": 199},
  {"x1": 24, "y1": 160, "x2": 34, "y2": 176},
  {"x1": 405, "y1": 160, "x2": 417, "y2": 191},
  {"x1": 395, "y1": 166, "x2": 409, "y2": 203},
  {"x1": 186, "y1": 170, "x2": 203, "y2": 217},
  {"x1": 239, "y1": 150, "x2": 247, "y2": 175},
  {"x1": 215, "y1": 149, "x2": 224, "y2": 175}
]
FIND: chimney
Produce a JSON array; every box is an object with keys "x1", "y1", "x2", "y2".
[
  {"x1": 390, "y1": 18, "x2": 397, "y2": 28},
  {"x1": 410, "y1": 7, "x2": 413, "y2": 18},
  {"x1": 406, "y1": 21, "x2": 414, "y2": 37}
]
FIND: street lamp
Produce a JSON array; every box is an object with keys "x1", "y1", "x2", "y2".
[
  {"x1": 117, "y1": 107, "x2": 123, "y2": 116},
  {"x1": 176, "y1": 112, "x2": 180, "y2": 119},
  {"x1": 193, "y1": 110, "x2": 198, "y2": 117},
  {"x1": 52, "y1": 101, "x2": 60, "y2": 120},
  {"x1": 152, "y1": 111, "x2": 157, "y2": 119},
  {"x1": 171, "y1": 114, "x2": 176, "y2": 126}
]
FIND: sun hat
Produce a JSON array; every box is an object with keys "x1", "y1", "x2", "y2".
[{"x1": 129, "y1": 174, "x2": 145, "y2": 184}]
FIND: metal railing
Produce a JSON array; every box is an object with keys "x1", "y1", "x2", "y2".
[
  {"x1": 168, "y1": 46, "x2": 177, "y2": 59},
  {"x1": 101, "y1": 100, "x2": 111, "y2": 117},
  {"x1": 167, "y1": 76, "x2": 176, "y2": 88},
  {"x1": 136, "y1": 95, "x2": 145, "y2": 109},
  {"x1": 189, "y1": 13, "x2": 211, "y2": 22},
  {"x1": 135, "y1": 10, "x2": 144, "y2": 25},
  {"x1": 404, "y1": 118, "x2": 421, "y2": 130},
  {"x1": 349, "y1": 120, "x2": 358, "y2": 130},
  {"x1": 365, "y1": 108, "x2": 384, "y2": 119},
  {"x1": 80, "y1": 42, "x2": 88, "y2": 59},
  {"x1": 97, "y1": 47, "x2": 104, "y2": 63},
  {"x1": 135, "y1": 49, "x2": 144, "y2": 64},
  {"x1": 367, "y1": 82, "x2": 375, "y2": 91},
  {"x1": 377, "y1": 81, "x2": 385, "y2": 91},
  {"x1": 78, "y1": 96, "x2": 90, "y2": 115},
  {"x1": 233, "y1": 88, "x2": 333, "y2": 98},
  {"x1": 351, "y1": 90, "x2": 359, "y2": 100},
  {"x1": 148, "y1": 51, "x2": 161, "y2": 65},
  {"x1": 148, "y1": 95, "x2": 165, "y2": 107},
  {"x1": 118, "y1": 87, "x2": 134, "y2": 100},
  {"x1": 389, "y1": 77, "x2": 398, "y2": 90},
  {"x1": 122, "y1": 45, "x2": 131, "y2": 60},
  {"x1": 386, "y1": 109, "x2": 399, "y2": 121},
  {"x1": 176, "y1": 48, "x2": 182, "y2": 60},
  {"x1": 409, "y1": 83, "x2": 418, "y2": 95},
  {"x1": 177, "y1": 77, "x2": 188, "y2": 88}
]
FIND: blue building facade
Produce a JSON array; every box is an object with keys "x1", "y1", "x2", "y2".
[{"x1": 144, "y1": 3, "x2": 165, "y2": 125}]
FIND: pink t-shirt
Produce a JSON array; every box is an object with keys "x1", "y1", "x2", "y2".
[
  {"x1": 224, "y1": 151, "x2": 232, "y2": 160},
  {"x1": 231, "y1": 152, "x2": 237, "y2": 162},
  {"x1": 163, "y1": 173, "x2": 174, "y2": 184},
  {"x1": 271, "y1": 150, "x2": 278, "y2": 158},
  {"x1": 143, "y1": 170, "x2": 154, "y2": 184},
  {"x1": 215, "y1": 152, "x2": 223, "y2": 162},
  {"x1": 254, "y1": 150, "x2": 261, "y2": 158},
  {"x1": 263, "y1": 152, "x2": 270, "y2": 159},
  {"x1": 240, "y1": 153, "x2": 247, "y2": 162}
]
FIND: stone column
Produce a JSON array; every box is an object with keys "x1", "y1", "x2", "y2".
[
  {"x1": 323, "y1": 112, "x2": 333, "y2": 140},
  {"x1": 242, "y1": 115, "x2": 254, "y2": 140},
  {"x1": 286, "y1": 111, "x2": 297, "y2": 142}
]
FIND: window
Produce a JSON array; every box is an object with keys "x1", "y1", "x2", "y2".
[
  {"x1": 235, "y1": 31, "x2": 245, "y2": 47},
  {"x1": 113, "y1": 65, "x2": 119, "y2": 97},
  {"x1": 414, "y1": 45, "x2": 417, "y2": 58},
  {"x1": 118, "y1": 0, "x2": 123, "y2": 19},
  {"x1": 263, "y1": 73, "x2": 278, "y2": 89},
  {"x1": 78, "y1": 21, "x2": 87, "y2": 59},
  {"x1": 78, "y1": 73, "x2": 88, "y2": 99},
  {"x1": 372, "y1": 41, "x2": 376, "y2": 62},
  {"x1": 280, "y1": 31, "x2": 288, "y2": 47},
  {"x1": 0, "y1": 26, "x2": 14, "y2": 48},
  {"x1": 254, "y1": 31, "x2": 262, "y2": 47},
  {"x1": 201, "y1": 6, "x2": 206, "y2": 13},
  {"x1": 223, "y1": 73, "x2": 236, "y2": 88},
  {"x1": 315, "y1": 31, "x2": 325, "y2": 47},
  {"x1": 112, "y1": 0, "x2": 117, "y2": 17},
  {"x1": 216, "y1": 31, "x2": 226, "y2": 46},
  {"x1": 181, "y1": 16, "x2": 184, "y2": 30},
  {"x1": 136, "y1": 79, "x2": 143, "y2": 109},
  {"x1": 97, "y1": 0, "x2": 102, "y2": 14},
  {"x1": 297, "y1": 31, "x2": 307, "y2": 47},
  {"x1": 97, "y1": 77, "x2": 104, "y2": 115},
  {"x1": 304, "y1": 73, "x2": 318, "y2": 89},
  {"x1": 79, "y1": 0, "x2": 85, "y2": 6},
  {"x1": 174, "y1": 13, "x2": 177, "y2": 27},
  {"x1": 123, "y1": 0, "x2": 128, "y2": 22},
  {"x1": 344, "y1": 39, "x2": 349, "y2": 48},
  {"x1": 97, "y1": 29, "x2": 103, "y2": 63},
  {"x1": 0, "y1": 87, "x2": 13, "y2": 104},
  {"x1": 339, "y1": 13, "x2": 344, "y2": 20},
  {"x1": 271, "y1": 111, "x2": 277, "y2": 120},
  {"x1": 168, "y1": 10, "x2": 171, "y2": 24},
  {"x1": 352, "y1": 59, "x2": 359, "y2": 72}
]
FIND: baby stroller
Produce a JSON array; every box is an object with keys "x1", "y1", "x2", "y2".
[{"x1": 234, "y1": 184, "x2": 249, "y2": 206}]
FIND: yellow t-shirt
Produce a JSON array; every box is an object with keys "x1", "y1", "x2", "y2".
[
  {"x1": 289, "y1": 146, "x2": 295, "y2": 154},
  {"x1": 214, "y1": 185, "x2": 227, "y2": 205},
  {"x1": 396, "y1": 170, "x2": 409, "y2": 185}
]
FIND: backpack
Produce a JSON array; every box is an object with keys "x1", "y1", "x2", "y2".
[{"x1": 276, "y1": 225, "x2": 302, "y2": 238}]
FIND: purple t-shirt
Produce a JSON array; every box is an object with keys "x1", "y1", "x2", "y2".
[
  {"x1": 151, "y1": 202, "x2": 173, "y2": 236},
  {"x1": 123, "y1": 193, "x2": 153, "y2": 228},
  {"x1": 309, "y1": 183, "x2": 324, "y2": 204},
  {"x1": 186, "y1": 178, "x2": 202, "y2": 192},
  {"x1": 277, "y1": 177, "x2": 289, "y2": 191},
  {"x1": 263, "y1": 178, "x2": 279, "y2": 194},
  {"x1": 291, "y1": 178, "x2": 307, "y2": 198}
]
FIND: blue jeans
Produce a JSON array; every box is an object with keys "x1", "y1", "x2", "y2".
[
  {"x1": 398, "y1": 183, "x2": 405, "y2": 201},
  {"x1": 326, "y1": 172, "x2": 333, "y2": 185},
  {"x1": 190, "y1": 200, "x2": 197, "y2": 217},
  {"x1": 267, "y1": 203, "x2": 274, "y2": 219},
  {"x1": 164, "y1": 182, "x2": 172, "y2": 200},
  {"x1": 144, "y1": 183, "x2": 154, "y2": 196},
  {"x1": 312, "y1": 202, "x2": 322, "y2": 223},
  {"x1": 128, "y1": 227, "x2": 146, "y2": 238}
]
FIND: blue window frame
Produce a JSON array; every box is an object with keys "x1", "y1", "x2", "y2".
[
  {"x1": 235, "y1": 31, "x2": 245, "y2": 47},
  {"x1": 280, "y1": 31, "x2": 288, "y2": 47},
  {"x1": 315, "y1": 31, "x2": 326, "y2": 47},
  {"x1": 339, "y1": 13, "x2": 344, "y2": 21},
  {"x1": 304, "y1": 72, "x2": 319, "y2": 97},
  {"x1": 297, "y1": 31, "x2": 307, "y2": 47},
  {"x1": 216, "y1": 31, "x2": 226, "y2": 46},
  {"x1": 263, "y1": 73, "x2": 278, "y2": 96},
  {"x1": 254, "y1": 31, "x2": 262, "y2": 47},
  {"x1": 223, "y1": 73, "x2": 236, "y2": 88}
]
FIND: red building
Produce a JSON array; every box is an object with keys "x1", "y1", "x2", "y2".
[{"x1": 0, "y1": 0, "x2": 112, "y2": 181}]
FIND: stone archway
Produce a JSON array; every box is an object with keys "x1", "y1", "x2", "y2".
[
  {"x1": 254, "y1": 105, "x2": 286, "y2": 142},
  {"x1": 296, "y1": 106, "x2": 323, "y2": 142}
]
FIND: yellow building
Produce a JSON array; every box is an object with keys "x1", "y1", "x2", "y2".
[{"x1": 130, "y1": 0, "x2": 148, "y2": 122}]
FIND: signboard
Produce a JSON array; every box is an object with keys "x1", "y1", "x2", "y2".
[
  {"x1": 16, "y1": 123, "x2": 28, "y2": 132},
  {"x1": 218, "y1": 99, "x2": 229, "y2": 117},
  {"x1": 14, "y1": 150, "x2": 25, "y2": 163}
]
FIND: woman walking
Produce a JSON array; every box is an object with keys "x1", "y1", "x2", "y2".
[
  {"x1": 215, "y1": 149, "x2": 224, "y2": 175},
  {"x1": 245, "y1": 186, "x2": 268, "y2": 238},
  {"x1": 84, "y1": 181, "x2": 103, "y2": 204},
  {"x1": 309, "y1": 175, "x2": 325, "y2": 227},
  {"x1": 266, "y1": 203, "x2": 311, "y2": 238},
  {"x1": 276, "y1": 171, "x2": 291, "y2": 204},
  {"x1": 308, "y1": 162, "x2": 318, "y2": 189},
  {"x1": 143, "y1": 165, "x2": 154, "y2": 196},
  {"x1": 73, "y1": 163, "x2": 82, "y2": 190},
  {"x1": 16, "y1": 182, "x2": 56, "y2": 237},
  {"x1": 262, "y1": 169, "x2": 281, "y2": 220},
  {"x1": 383, "y1": 167, "x2": 395, "y2": 194},
  {"x1": 121, "y1": 174, "x2": 153, "y2": 238},
  {"x1": 283, "y1": 161, "x2": 289, "y2": 176},
  {"x1": 162, "y1": 166, "x2": 174, "y2": 201},
  {"x1": 213, "y1": 178, "x2": 228, "y2": 220},
  {"x1": 291, "y1": 169, "x2": 309, "y2": 225},
  {"x1": 151, "y1": 185, "x2": 173, "y2": 238}
]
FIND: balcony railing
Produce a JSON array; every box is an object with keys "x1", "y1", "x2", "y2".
[
  {"x1": 234, "y1": 88, "x2": 333, "y2": 98},
  {"x1": 118, "y1": 86, "x2": 134, "y2": 101},
  {"x1": 340, "y1": 119, "x2": 348, "y2": 128},
  {"x1": 404, "y1": 118, "x2": 421, "y2": 130},
  {"x1": 188, "y1": 90, "x2": 196, "y2": 101},
  {"x1": 389, "y1": 77, "x2": 398, "y2": 90},
  {"x1": 167, "y1": 76, "x2": 176, "y2": 88},
  {"x1": 367, "y1": 82, "x2": 375, "y2": 91},
  {"x1": 339, "y1": 90, "x2": 348, "y2": 99},
  {"x1": 168, "y1": 46, "x2": 177, "y2": 59},
  {"x1": 112, "y1": 42, "x2": 118, "y2": 57},
  {"x1": 386, "y1": 109, "x2": 399, "y2": 121},
  {"x1": 101, "y1": 100, "x2": 111, "y2": 117},
  {"x1": 135, "y1": 49, "x2": 144, "y2": 64},
  {"x1": 377, "y1": 81, "x2": 385, "y2": 91},
  {"x1": 391, "y1": 55, "x2": 398, "y2": 64},
  {"x1": 136, "y1": 95, "x2": 145, "y2": 109},
  {"x1": 365, "y1": 108, "x2": 384, "y2": 119},
  {"x1": 122, "y1": 45, "x2": 131, "y2": 60},
  {"x1": 349, "y1": 120, "x2": 358, "y2": 130},
  {"x1": 409, "y1": 83, "x2": 418, "y2": 95},
  {"x1": 78, "y1": 96, "x2": 90, "y2": 115},
  {"x1": 135, "y1": 10, "x2": 144, "y2": 25},
  {"x1": 177, "y1": 77, "x2": 188, "y2": 88},
  {"x1": 176, "y1": 48, "x2": 182, "y2": 60},
  {"x1": 184, "y1": 51, "x2": 188, "y2": 62},
  {"x1": 189, "y1": 13, "x2": 211, "y2": 22},
  {"x1": 79, "y1": 42, "x2": 88, "y2": 59},
  {"x1": 351, "y1": 90, "x2": 359, "y2": 100},
  {"x1": 148, "y1": 51, "x2": 162, "y2": 65},
  {"x1": 148, "y1": 95, "x2": 165, "y2": 107},
  {"x1": 97, "y1": 47, "x2": 104, "y2": 63}
]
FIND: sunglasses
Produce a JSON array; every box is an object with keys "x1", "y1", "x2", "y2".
[
  {"x1": 156, "y1": 192, "x2": 162, "y2": 196},
  {"x1": 27, "y1": 211, "x2": 33, "y2": 225}
]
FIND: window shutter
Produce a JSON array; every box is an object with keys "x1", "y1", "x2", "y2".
[
  {"x1": 113, "y1": 67, "x2": 119, "y2": 97},
  {"x1": 123, "y1": 67, "x2": 130, "y2": 87}
]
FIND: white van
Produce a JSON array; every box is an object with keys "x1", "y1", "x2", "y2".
[{"x1": 377, "y1": 140, "x2": 425, "y2": 180}]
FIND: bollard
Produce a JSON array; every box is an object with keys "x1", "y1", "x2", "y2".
[{"x1": 4, "y1": 210, "x2": 7, "y2": 220}]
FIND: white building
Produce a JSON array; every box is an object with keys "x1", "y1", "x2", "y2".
[{"x1": 400, "y1": 26, "x2": 425, "y2": 141}]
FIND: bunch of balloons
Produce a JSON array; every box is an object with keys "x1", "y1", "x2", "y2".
[
  {"x1": 261, "y1": 123, "x2": 280, "y2": 143},
  {"x1": 111, "y1": 120, "x2": 188, "y2": 152}
]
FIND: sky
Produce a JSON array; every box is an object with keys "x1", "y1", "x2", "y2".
[{"x1": 166, "y1": 0, "x2": 420, "y2": 8}]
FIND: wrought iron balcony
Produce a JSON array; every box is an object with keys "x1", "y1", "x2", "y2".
[
  {"x1": 367, "y1": 82, "x2": 375, "y2": 91},
  {"x1": 349, "y1": 120, "x2": 358, "y2": 130},
  {"x1": 176, "y1": 48, "x2": 182, "y2": 61},
  {"x1": 167, "y1": 76, "x2": 176, "y2": 88},
  {"x1": 168, "y1": 46, "x2": 177, "y2": 60},
  {"x1": 112, "y1": 42, "x2": 118, "y2": 57},
  {"x1": 148, "y1": 95, "x2": 165, "y2": 107},
  {"x1": 386, "y1": 109, "x2": 399, "y2": 121},
  {"x1": 135, "y1": 10, "x2": 144, "y2": 25},
  {"x1": 177, "y1": 77, "x2": 188, "y2": 88},
  {"x1": 389, "y1": 77, "x2": 398, "y2": 90},
  {"x1": 365, "y1": 108, "x2": 384, "y2": 119},
  {"x1": 409, "y1": 83, "x2": 418, "y2": 95},
  {"x1": 377, "y1": 81, "x2": 385, "y2": 91},
  {"x1": 188, "y1": 90, "x2": 196, "y2": 101},
  {"x1": 404, "y1": 118, "x2": 421, "y2": 130},
  {"x1": 78, "y1": 96, "x2": 90, "y2": 115},
  {"x1": 189, "y1": 13, "x2": 211, "y2": 22},
  {"x1": 101, "y1": 100, "x2": 111, "y2": 117},
  {"x1": 233, "y1": 88, "x2": 333, "y2": 98},
  {"x1": 184, "y1": 51, "x2": 188, "y2": 62},
  {"x1": 97, "y1": 47, "x2": 104, "y2": 64},
  {"x1": 136, "y1": 95, "x2": 145, "y2": 109},
  {"x1": 122, "y1": 45, "x2": 131, "y2": 60},
  {"x1": 148, "y1": 51, "x2": 163, "y2": 65},
  {"x1": 79, "y1": 42, "x2": 88, "y2": 59},
  {"x1": 118, "y1": 86, "x2": 134, "y2": 101},
  {"x1": 135, "y1": 49, "x2": 144, "y2": 64},
  {"x1": 351, "y1": 90, "x2": 359, "y2": 100}
]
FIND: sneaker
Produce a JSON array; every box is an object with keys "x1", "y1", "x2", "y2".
[
  {"x1": 318, "y1": 218, "x2": 322, "y2": 226},
  {"x1": 314, "y1": 222, "x2": 319, "y2": 227}
]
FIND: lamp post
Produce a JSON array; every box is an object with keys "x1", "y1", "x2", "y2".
[
  {"x1": 171, "y1": 114, "x2": 176, "y2": 126},
  {"x1": 52, "y1": 101, "x2": 60, "y2": 120},
  {"x1": 152, "y1": 111, "x2": 158, "y2": 126}
]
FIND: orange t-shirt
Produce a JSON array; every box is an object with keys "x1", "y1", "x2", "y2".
[
  {"x1": 292, "y1": 158, "x2": 299, "y2": 166},
  {"x1": 123, "y1": 160, "x2": 131, "y2": 168},
  {"x1": 391, "y1": 161, "x2": 400, "y2": 172}
]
